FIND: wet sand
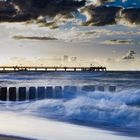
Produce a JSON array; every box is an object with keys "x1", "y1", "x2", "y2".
[{"x1": 0, "y1": 135, "x2": 34, "y2": 140}]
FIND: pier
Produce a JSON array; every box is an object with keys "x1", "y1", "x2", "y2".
[{"x1": 0, "y1": 66, "x2": 107, "y2": 72}]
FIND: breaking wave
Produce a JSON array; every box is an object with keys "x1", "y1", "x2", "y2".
[{"x1": 23, "y1": 90, "x2": 140, "y2": 131}]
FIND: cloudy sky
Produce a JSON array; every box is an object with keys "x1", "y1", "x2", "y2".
[{"x1": 0, "y1": 0, "x2": 140, "y2": 70}]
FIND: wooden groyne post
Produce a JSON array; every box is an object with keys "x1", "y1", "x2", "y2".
[{"x1": 0, "y1": 85, "x2": 116, "y2": 102}]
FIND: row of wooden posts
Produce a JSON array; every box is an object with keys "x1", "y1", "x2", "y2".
[{"x1": 0, "y1": 85, "x2": 116, "y2": 101}]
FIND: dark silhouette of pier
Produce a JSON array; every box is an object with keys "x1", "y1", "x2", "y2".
[{"x1": 0, "y1": 66, "x2": 107, "y2": 72}]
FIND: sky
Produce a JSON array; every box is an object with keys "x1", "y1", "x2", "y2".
[{"x1": 0, "y1": 0, "x2": 140, "y2": 70}]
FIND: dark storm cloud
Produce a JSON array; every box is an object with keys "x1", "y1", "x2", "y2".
[
  {"x1": 0, "y1": 0, "x2": 86, "y2": 22},
  {"x1": 80, "y1": 5, "x2": 121, "y2": 26},
  {"x1": 0, "y1": 0, "x2": 140, "y2": 25},
  {"x1": 9, "y1": 0, "x2": 86, "y2": 13},
  {"x1": 120, "y1": 8, "x2": 140, "y2": 25}
]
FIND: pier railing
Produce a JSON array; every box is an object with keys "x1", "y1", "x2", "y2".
[{"x1": 0, "y1": 66, "x2": 107, "y2": 72}]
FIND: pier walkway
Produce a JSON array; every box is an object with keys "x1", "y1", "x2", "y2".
[{"x1": 0, "y1": 66, "x2": 107, "y2": 72}]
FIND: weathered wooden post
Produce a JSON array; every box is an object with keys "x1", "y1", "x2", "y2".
[
  {"x1": 29, "y1": 87, "x2": 36, "y2": 100},
  {"x1": 37, "y1": 87, "x2": 46, "y2": 100},
  {"x1": 109, "y1": 86, "x2": 116, "y2": 92},
  {"x1": 54, "y1": 86, "x2": 63, "y2": 99},
  {"x1": 98, "y1": 86, "x2": 105, "y2": 92},
  {"x1": 46, "y1": 86, "x2": 53, "y2": 98},
  {"x1": 63, "y1": 86, "x2": 77, "y2": 99},
  {"x1": 9, "y1": 87, "x2": 17, "y2": 101},
  {"x1": 82, "y1": 85, "x2": 95, "y2": 92},
  {"x1": 18, "y1": 87, "x2": 26, "y2": 101},
  {"x1": 0, "y1": 87, "x2": 7, "y2": 101}
]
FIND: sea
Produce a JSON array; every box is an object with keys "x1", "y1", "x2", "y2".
[{"x1": 0, "y1": 71, "x2": 140, "y2": 140}]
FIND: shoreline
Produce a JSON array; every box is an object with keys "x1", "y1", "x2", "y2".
[{"x1": 0, "y1": 134, "x2": 34, "y2": 140}]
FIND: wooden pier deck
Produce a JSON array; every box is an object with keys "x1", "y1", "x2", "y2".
[{"x1": 0, "y1": 66, "x2": 106, "y2": 72}]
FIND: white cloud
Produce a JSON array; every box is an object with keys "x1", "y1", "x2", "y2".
[{"x1": 122, "y1": 50, "x2": 136, "y2": 60}]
